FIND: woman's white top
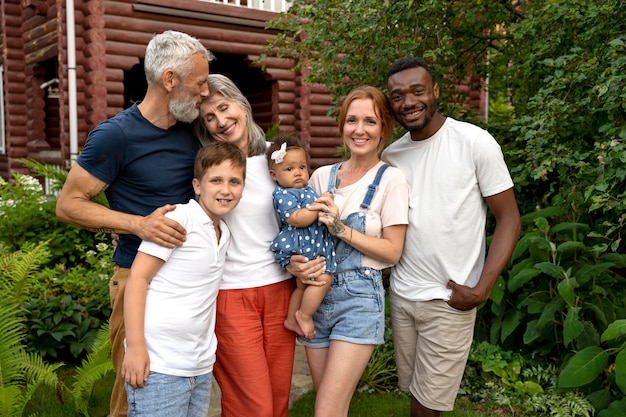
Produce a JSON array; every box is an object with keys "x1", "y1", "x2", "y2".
[{"x1": 220, "y1": 154, "x2": 291, "y2": 289}]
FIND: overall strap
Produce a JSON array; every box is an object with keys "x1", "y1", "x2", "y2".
[
  {"x1": 360, "y1": 164, "x2": 389, "y2": 209},
  {"x1": 326, "y1": 162, "x2": 342, "y2": 194}
]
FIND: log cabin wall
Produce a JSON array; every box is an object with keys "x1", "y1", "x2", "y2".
[
  {"x1": 0, "y1": 0, "x2": 341, "y2": 181},
  {"x1": 1, "y1": 0, "x2": 29, "y2": 177},
  {"x1": 23, "y1": 0, "x2": 62, "y2": 168}
]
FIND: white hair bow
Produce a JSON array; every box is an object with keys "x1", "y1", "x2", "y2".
[{"x1": 271, "y1": 142, "x2": 287, "y2": 164}]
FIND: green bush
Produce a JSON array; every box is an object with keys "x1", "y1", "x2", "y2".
[
  {"x1": 18, "y1": 244, "x2": 113, "y2": 364},
  {"x1": 462, "y1": 341, "x2": 595, "y2": 417},
  {"x1": 20, "y1": 295, "x2": 104, "y2": 363},
  {"x1": 477, "y1": 211, "x2": 626, "y2": 415},
  {"x1": 1, "y1": 168, "x2": 114, "y2": 364},
  {"x1": 0, "y1": 241, "x2": 113, "y2": 417},
  {"x1": 0, "y1": 298, "x2": 64, "y2": 417},
  {"x1": 0, "y1": 172, "x2": 109, "y2": 268}
]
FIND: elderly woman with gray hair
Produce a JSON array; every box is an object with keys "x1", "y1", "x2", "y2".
[{"x1": 193, "y1": 74, "x2": 326, "y2": 417}]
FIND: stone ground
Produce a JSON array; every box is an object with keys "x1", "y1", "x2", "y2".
[{"x1": 208, "y1": 340, "x2": 313, "y2": 416}]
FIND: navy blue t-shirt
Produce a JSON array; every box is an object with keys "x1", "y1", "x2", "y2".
[{"x1": 77, "y1": 103, "x2": 200, "y2": 268}]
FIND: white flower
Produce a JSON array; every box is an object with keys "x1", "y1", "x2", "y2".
[
  {"x1": 0, "y1": 199, "x2": 16, "y2": 208},
  {"x1": 96, "y1": 242, "x2": 109, "y2": 252},
  {"x1": 17, "y1": 174, "x2": 43, "y2": 193}
]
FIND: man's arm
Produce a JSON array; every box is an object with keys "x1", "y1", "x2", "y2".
[
  {"x1": 56, "y1": 164, "x2": 186, "y2": 248},
  {"x1": 447, "y1": 188, "x2": 521, "y2": 310}
]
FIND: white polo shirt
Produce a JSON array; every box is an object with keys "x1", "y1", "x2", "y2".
[
  {"x1": 138, "y1": 199, "x2": 229, "y2": 376},
  {"x1": 220, "y1": 154, "x2": 291, "y2": 289}
]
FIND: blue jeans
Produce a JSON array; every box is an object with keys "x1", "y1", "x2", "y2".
[{"x1": 126, "y1": 371, "x2": 212, "y2": 417}]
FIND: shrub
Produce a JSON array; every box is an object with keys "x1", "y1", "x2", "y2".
[
  {"x1": 0, "y1": 173, "x2": 109, "y2": 268},
  {"x1": 18, "y1": 243, "x2": 113, "y2": 364},
  {"x1": 0, "y1": 242, "x2": 69, "y2": 416},
  {"x1": 477, "y1": 211, "x2": 626, "y2": 414},
  {"x1": 1, "y1": 165, "x2": 114, "y2": 363},
  {"x1": 462, "y1": 341, "x2": 595, "y2": 417},
  {"x1": 1, "y1": 241, "x2": 114, "y2": 416}
]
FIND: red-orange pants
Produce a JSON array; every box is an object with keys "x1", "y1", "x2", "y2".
[
  {"x1": 214, "y1": 279, "x2": 296, "y2": 417},
  {"x1": 108, "y1": 267, "x2": 129, "y2": 417}
]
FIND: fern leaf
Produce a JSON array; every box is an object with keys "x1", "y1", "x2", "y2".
[
  {"x1": 0, "y1": 300, "x2": 62, "y2": 417},
  {"x1": 0, "y1": 301, "x2": 28, "y2": 384},
  {"x1": 20, "y1": 353, "x2": 63, "y2": 412},
  {"x1": 71, "y1": 323, "x2": 114, "y2": 417},
  {"x1": 0, "y1": 241, "x2": 50, "y2": 304},
  {"x1": 564, "y1": 391, "x2": 594, "y2": 417},
  {"x1": 0, "y1": 251, "x2": 20, "y2": 292},
  {"x1": 0, "y1": 385, "x2": 24, "y2": 417},
  {"x1": 21, "y1": 352, "x2": 63, "y2": 388}
]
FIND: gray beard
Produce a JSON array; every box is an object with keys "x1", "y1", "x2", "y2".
[{"x1": 169, "y1": 99, "x2": 199, "y2": 123}]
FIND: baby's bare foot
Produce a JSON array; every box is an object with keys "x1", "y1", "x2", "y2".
[
  {"x1": 284, "y1": 318, "x2": 304, "y2": 337},
  {"x1": 295, "y1": 310, "x2": 316, "y2": 339}
]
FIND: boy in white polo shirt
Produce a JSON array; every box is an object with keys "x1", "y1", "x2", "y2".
[{"x1": 121, "y1": 141, "x2": 246, "y2": 417}]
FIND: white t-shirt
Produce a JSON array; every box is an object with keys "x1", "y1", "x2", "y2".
[
  {"x1": 138, "y1": 199, "x2": 229, "y2": 376},
  {"x1": 310, "y1": 160, "x2": 409, "y2": 271},
  {"x1": 382, "y1": 117, "x2": 514, "y2": 302},
  {"x1": 220, "y1": 154, "x2": 291, "y2": 289}
]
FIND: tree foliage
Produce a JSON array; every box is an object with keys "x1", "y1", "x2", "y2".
[
  {"x1": 267, "y1": 0, "x2": 625, "y2": 247},
  {"x1": 265, "y1": 0, "x2": 626, "y2": 414},
  {"x1": 266, "y1": 0, "x2": 519, "y2": 113}
]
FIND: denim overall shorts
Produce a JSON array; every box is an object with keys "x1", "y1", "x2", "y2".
[{"x1": 298, "y1": 162, "x2": 389, "y2": 347}]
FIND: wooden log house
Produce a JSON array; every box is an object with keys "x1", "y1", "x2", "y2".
[{"x1": 0, "y1": 0, "x2": 341, "y2": 181}]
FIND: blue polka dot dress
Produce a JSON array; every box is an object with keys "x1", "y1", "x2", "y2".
[{"x1": 270, "y1": 184, "x2": 336, "y2": 273}]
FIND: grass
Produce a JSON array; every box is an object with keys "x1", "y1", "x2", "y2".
[
  {"x1": 24, "y1": 370, "x2": 517, "y2": 417},
  {"x1": 288, "y1": 390, "x2": 519, "y2": 417},
  {"x1": 288, "y1": 390, "x2": 409, "y2": 416}
]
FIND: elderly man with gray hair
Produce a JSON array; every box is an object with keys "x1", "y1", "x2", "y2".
[{"x1": 56, "y1": 30, "x2": 213, "y2": 416}]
